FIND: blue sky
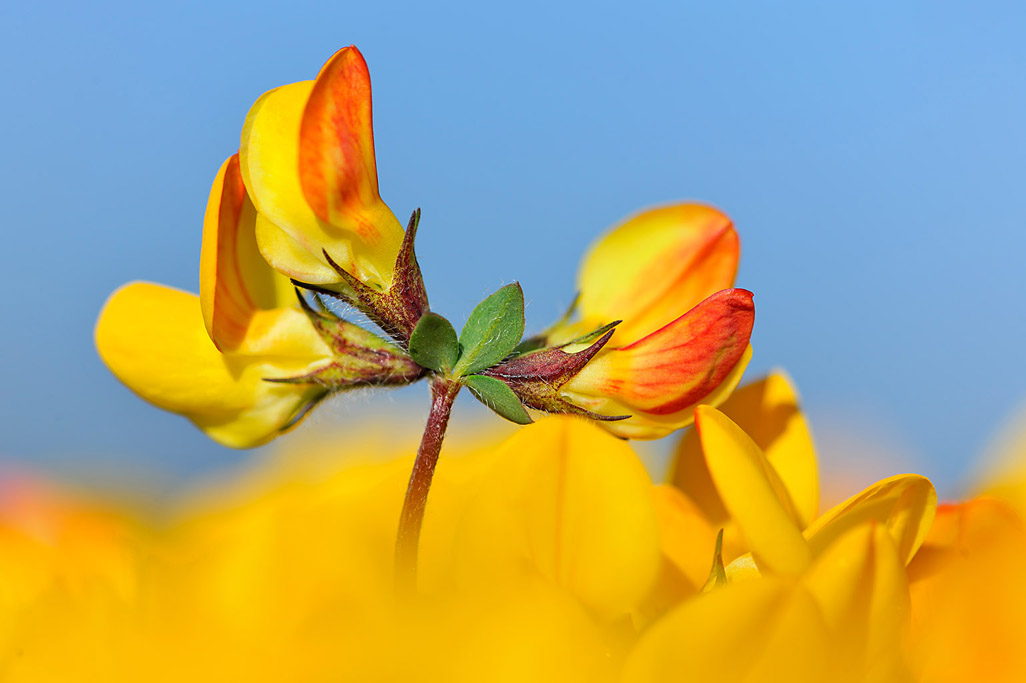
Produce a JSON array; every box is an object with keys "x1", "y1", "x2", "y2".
[{"x1": 2, "y1": 0, "x2": 1024, "y2": 497}]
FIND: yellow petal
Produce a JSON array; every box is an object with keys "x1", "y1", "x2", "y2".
[
  {"x1": 95, "y1": 282, "x2": 331, "y2": 448},
  {"x1": 446, "y1": 580, "x2": 616, "y2": 683},
  {"x1": 695, "y1": 405, "x2": 812, "y2": 576},
  {"x1": 624, "y1": 579, "x2": 830, "y2": 683},
  {"x1": 671, "y1": 371, "x2": 819, "y2": 528},
  {"x1": 577, "y1": 203, "x2": 739, "y2": 345},
  {"x1": 804, "y1": 474, "x2": 936, "y2": 566},
  {"x1": 200, "y1": 154, "x2": 296, "y2": 351},
  {"x1": 802, "y1": 523, "x2": 912, "y2": 680},
  {"x1": 650, "y1": 484, "x2": 719, "y2": 591},
  {"x1": 253, "y1": 210, "x2": 344, "y2": 285},
  {"x1": 239, "y1": 57, "x2": 403, "y2": 290},
  {"x1": 450, "y1": 416, "x2": 662, "y2": 619}
]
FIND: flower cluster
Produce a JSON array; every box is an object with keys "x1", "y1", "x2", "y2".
[
  {"x1": 1, "y1": 387, "x2": 1024, "y2": 681},
  {"x1": 74, "y1": 42, "x2": 1026, "y2": 682},
  {"x1": 95, "y1": 46, "x2": 754, "y2": 448}
]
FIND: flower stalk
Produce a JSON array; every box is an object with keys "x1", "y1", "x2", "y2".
[{"x1": 394, "y1": 375, "x2": 461, "y2": 594}]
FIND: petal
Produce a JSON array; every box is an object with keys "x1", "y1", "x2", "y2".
[
  {"x1": 906, "y1": 498, "x2": 1026, "y2": 681},
  {"x1": 670, "y1": 371, "x2": 819, "y2": 529},
  {"x1": 299, "y1": 47, "x2": 400, "y2": 248},
  {"x1": 239, "y1": 51, "x2": 403, "y2": 290},
  {"x1": 695, "y1": 405, "x2": 812, "y2": 576},
  {"x1": 802, "y1": 523, "x2": 911, "y2": 677},
  {"x1": 200, "y1": 155, "x2": 296, "y2": 351},
  {"x1": 253, "y1": 211, "x2": 343, "y2": 285},
  {"x1": 450, "y1": 416, "x2": 662, "y2": 619},
  {"x1": 577, "y1": 204, "x2": 738, "y2": 345},
  {"x1": 804, "y1": 474, "x2": 937, "y2": 566},
  {"x1": 560, "y1": 289, "x2": 754, "y2": 438},
  {"x1": 624, "y1": 579, "x2": 830, "y2": 683},
  {"x1": 95, "y1": 282, "x2": 330, "y2": 448},
  {"x1": 650, "y1": 484, "x2": 720, "y2": 591}
]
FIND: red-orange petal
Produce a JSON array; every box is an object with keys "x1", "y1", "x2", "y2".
[
  {"x1": 299, "y1": 46, "x2": 385, "y2": 242},
  {"x1": 572, "y1": 289, "x2": 755, "y2": 416},
  {"x1": 200, "y1": 155, "x2": 293, "y2": 352}
]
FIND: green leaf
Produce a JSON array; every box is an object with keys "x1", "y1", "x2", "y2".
[
  {"x1": 465, "y1": 375, "x2": 533, "y2": 425},
  {"x1": 701, "y1": 529, "x2": 728, "y2": 593},
  {"x1": 453, "y1": 283, "x2": 525, "y2": 376},
  {"x1": 408, "y1": 312, "x2": 459, "y2": 372}
]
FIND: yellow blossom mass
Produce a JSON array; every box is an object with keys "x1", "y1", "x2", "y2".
[{"x1": 2, "y1": 380, "x2": 1024, "y2": 681}]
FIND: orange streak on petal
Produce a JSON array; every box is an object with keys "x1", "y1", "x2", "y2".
[
  {"x1": 298, "y1": 46, "x2": 381, "y2": 240},
  {"x1": 200, "y1": 154, "x2": 260, "y2": 351},
  {"x1": 606, "y1": 288, "x2": 755, "y2": 415}
]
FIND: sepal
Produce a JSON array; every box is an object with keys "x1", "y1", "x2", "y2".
[
  {"x1": 278, "y1": 289, "x2": 425, "y2": 389},
  {"x1": 701, "y1": 529, "x2": 728, "y2": 592},
  {"x1": 294, "y1": 209, "x2": 429, "y2": 344},
  {"x1": 483, "y1": 327, "x2": 629, "y2": 422}
]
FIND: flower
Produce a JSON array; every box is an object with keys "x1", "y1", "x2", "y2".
[
  {"x1": 95, "y1": 155, "x2": 420, "y2": 448},
  {"x1": 3, "y1": 389, "x2": 1026, "y2": 681},
  {"x1": 239, "y1": 45, "x2": 405, "y2": 291},
  {"x1": 490, "y1": 204, "x2": 755, "y2": 439}
]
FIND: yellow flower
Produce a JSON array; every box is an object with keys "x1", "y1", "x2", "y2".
[
  {"x1": 95, "y1": 156, "x2": 419, "y2": 448},
  {"x1": 532, "y1": 204, "x2": 755, "y2": 439},
  {"x1": 5, "y1": 393, "x2": 1026, "y2": 681},
  {"x1": 239, "y1": 45, "x2": 405, "y2": 290},
  {"x1": 632, "y1": 374, "x2": 939, "y2": 681}
]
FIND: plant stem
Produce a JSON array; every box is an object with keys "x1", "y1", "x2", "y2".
[{"x1": 395, "y1": 376, "x2": 460, "y2": 595}]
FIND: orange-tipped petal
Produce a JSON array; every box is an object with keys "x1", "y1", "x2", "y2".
[
  {"x1": 577, "y1": 204, "x2": 739, "y2": 345},
  {"x1": 200, "y1": 155, "x2": 295, "y2": 351},
  {"x1": 240, "y1": 49, "x2": 403, "y2": 289},
  {"x1": 299, "y1": 47, "x2": 397, "y2": 244},
  {"x1": 560, "y1": 289, "x2": 754, "y2": 438},
  {"x1": 671, "y1": 371, "x2": 820, "y2": 529},
  {"x1": 95, "y1": 282, "x2": 331, "y2": 448}
]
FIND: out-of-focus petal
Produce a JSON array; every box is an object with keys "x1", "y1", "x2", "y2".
[
  {"x1": 671, "y1": 371, "x2": 819, "y2": 528},
  {"x1": 907, "y1": 498, "x2": 1026, "y2": 682},
  {"x1": 450, "y1": 417, "x2": 662, "y2": 619},
  {"x1": 802, "y1": 523, "x2": 912, "y2": 681},
  {"x1": 561, "y1": 289, "x2": 754, "y2": 438},
  {"x1": 200, "y1": 155, "x2": 295, "y2": 351},
  {"x1": 624, "y1": 579, "x2": 830, "y2": 683},
  {"x1": 649, "y1": 484, "x2": 719, "y2": 592},
  {"x1": 239, "y1": 51, "x2": 403, "y2": 289},
  {"x1": 577, "y1": 204, "x2": 738, "y2": 345},
  {"x1": 446, "y1": 580, "x2": 616, "y2": 683},
  {"x1": 804, "y1": 474, "x2": 936, "y2": 566},
  {"x1": 95, "y1": 282, "x2": 330, "y2": 448},
  {"x1": 695, "y1": 405, "x2": 811, "y2": 576}
]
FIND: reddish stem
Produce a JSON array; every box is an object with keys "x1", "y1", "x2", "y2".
[{"x1": 395, "y1": 376, "x2": 460, "y2": 594}]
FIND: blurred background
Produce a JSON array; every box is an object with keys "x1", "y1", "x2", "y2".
[{"x1": 1, "y1": 0, "x2": 1023, "y2": 501}]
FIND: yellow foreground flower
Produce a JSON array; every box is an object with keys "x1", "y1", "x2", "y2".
[{"x1": 3, "y1": 378, "x2": 1024, "y2": 681}]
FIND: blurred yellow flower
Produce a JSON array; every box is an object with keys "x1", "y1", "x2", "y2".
[{"x1": 6, "y1": 374, "x2": 1025, "y2": 681}]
